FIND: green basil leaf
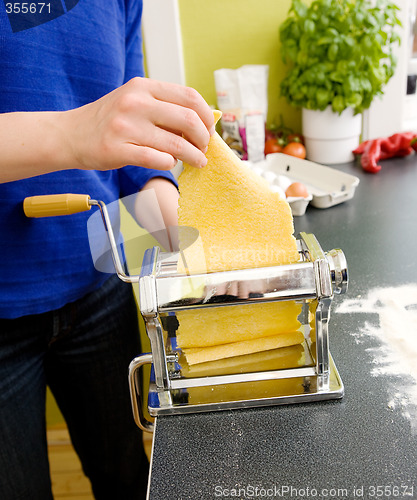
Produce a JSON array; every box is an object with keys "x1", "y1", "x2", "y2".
[{"x1": 279, "y1": 0, "x2": 401, "y2": 114}]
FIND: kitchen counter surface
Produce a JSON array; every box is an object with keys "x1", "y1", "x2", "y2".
[{"x1": 148, "y1": 155, "x2": 417, "y2": 499}]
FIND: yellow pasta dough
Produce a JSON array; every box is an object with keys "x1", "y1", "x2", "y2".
[{"x1": 176, "y1": 111, "x2": 303, "y2": 365}]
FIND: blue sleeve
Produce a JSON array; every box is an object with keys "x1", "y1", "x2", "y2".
[
  {"x1": 120, "y1": 2, "x2": 178, "y2": 199},
  {"x1": 124, "y1": 0, "x2": 145, "y2": 81},
  {"x1": 118, "y1": 166, "x2": 178, "y2": 199}
]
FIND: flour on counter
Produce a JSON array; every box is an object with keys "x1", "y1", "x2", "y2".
[{"x1": 336, "y1": 284, "x2": 417, "y2": 430}]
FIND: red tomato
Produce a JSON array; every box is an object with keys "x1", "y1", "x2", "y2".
[
  {"x1": 287, "y1": 133, "x2": 305, "y2": 144},
  {"x1": 264, "y1": 138, "x2": 283, "y2": 155},
  {"x1": 282, "y1": 142, "x2": 306, "y2": 159}
]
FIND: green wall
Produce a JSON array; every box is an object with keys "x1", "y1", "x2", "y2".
[{"x1": 178, "y1": 0, "x2": 301, "y2": 133}]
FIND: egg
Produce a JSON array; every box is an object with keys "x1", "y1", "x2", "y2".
[
  {"x1": 269, "y1": 184, "x2": 286, "y2": 199},
  {"x1": 275, "y1": 175, "x2": 292, "y2": 191},
  {"x1": 285, "y1": 182, "x2": 309, "y2": 198},
  {"x1": 250, "y1": 166, "x2": 264, "y2": 177},
  {"x1": 262, "y1": 170, "x2": 278, "y2": 184}
]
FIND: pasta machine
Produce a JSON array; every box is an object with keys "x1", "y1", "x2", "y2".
[{"x1": 24, "y1": 194, "x2": 348, "y2": 433}]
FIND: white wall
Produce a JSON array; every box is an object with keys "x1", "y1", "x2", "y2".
[
  {"x1": 363, "y1": 0, "x2": 417, "y2": 139},
  {"x1": 142, "y1": 0, "x2": 185, "y2": 85}
]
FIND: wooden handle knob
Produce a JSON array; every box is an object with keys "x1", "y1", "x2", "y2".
[{"x1": 23, "y1": 194, "x2": 91, "y2": 218}]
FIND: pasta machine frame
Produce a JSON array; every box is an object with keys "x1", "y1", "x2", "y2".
[
  {"x1": 22, "y1": 194, "x2": 348, "y2": 434},
  {"x1": 129, "y1": 233, "x2": 348, "y2": 432}
]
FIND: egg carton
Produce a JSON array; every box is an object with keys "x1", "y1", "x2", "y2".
[{"x1": 246, "y1": 153, "x2": 360, "y2": 216}]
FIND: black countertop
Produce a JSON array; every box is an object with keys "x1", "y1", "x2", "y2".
[{"x1": 148, "y1": 156, "x2": 417, "y2": 500}]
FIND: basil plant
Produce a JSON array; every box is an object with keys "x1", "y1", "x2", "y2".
[{"x1": 279, "y1": 0, "x2": 402, "y2": 114}]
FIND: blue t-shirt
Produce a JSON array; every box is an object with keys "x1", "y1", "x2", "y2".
[{"x1": 0, "y1": 0, "x2": 176, "y2": 318}]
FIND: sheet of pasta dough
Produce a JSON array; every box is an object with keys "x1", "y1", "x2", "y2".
[
  {"x1": 177, "y1": 110, "x2": 299, "y2": 274},
  {"x1": 181, "y1": 334, "x2": 305, "y2": 367},
  {"x1": 180, "y1": 343, "x2": 305, "y2": 377},
  {"x1": 177, "y1": 111, "x2": 303, "y2": 364}
]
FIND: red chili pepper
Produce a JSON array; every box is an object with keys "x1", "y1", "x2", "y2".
[
  {"x1": 352, "y1": 140, "x2": 371, "y2": 155},
  {"x1": 380, "y1": 132, "x2": 416, "y2": 154},
  {"x1": 361, "y1": 139, "x2": 382, "y2": 173},
  {"x1": 354, "y1": 132, "x2": 417, "y2": 173},
  {"x1": 352, "y1": 141, "x2": 371, "y2": 155},
  {"x1": 380, "y1": 147, "x2": 413, "y2": 160}
]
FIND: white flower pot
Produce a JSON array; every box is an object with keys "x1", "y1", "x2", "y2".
[{"x1": 302, "y1": 107, "x2": 362, "y2": 164}]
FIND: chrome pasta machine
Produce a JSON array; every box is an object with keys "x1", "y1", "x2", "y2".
[{"x1": 24, "y1": 194, "x2": 348, "y2": 433}]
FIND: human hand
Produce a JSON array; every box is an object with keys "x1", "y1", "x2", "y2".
[
  {"x1": 64, "y1": 77, "x2": 215, "y2": 171},
  {"x1": 134, "y1": 177, "x2": 179, "y2": 251}
]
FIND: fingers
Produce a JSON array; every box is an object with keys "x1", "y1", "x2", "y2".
[
  {"x1": 151, "y1": 99, "x2": 211, "y2": 153},
  {"x1": 120, "y1": 143, "x2": 177, "y2": 171},
  {"x1": 74, "y1": 78, "x2": 215, "y2": 172},
  {"x1": 142, "y1": 78, "x2": 215, "y2": 136},
  {"x1": 117, "y1": 78, "x2": 214, "y2": 169},
  {"x1": 146, "y1": 126, "x2": 208, "y2": 168}
]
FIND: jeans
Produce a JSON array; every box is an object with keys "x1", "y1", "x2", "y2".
[{"x1": 0, "y1": 275, "x2": 149, "y2": 500}]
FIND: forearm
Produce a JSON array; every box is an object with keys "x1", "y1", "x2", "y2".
[
  {"x1": 0, "y1": 77, "x2": 214, "y2": 184},
  {"x1": 0, "y1": 111, "x2": 75, "y2": 184},
  {"x1": 134, "y1": 177, "x2": 179, "y2": 251}
]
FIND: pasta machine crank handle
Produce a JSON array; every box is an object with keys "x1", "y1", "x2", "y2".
[{"x1": 23, "y1": 193, "x2": 139, "y2": 284}]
